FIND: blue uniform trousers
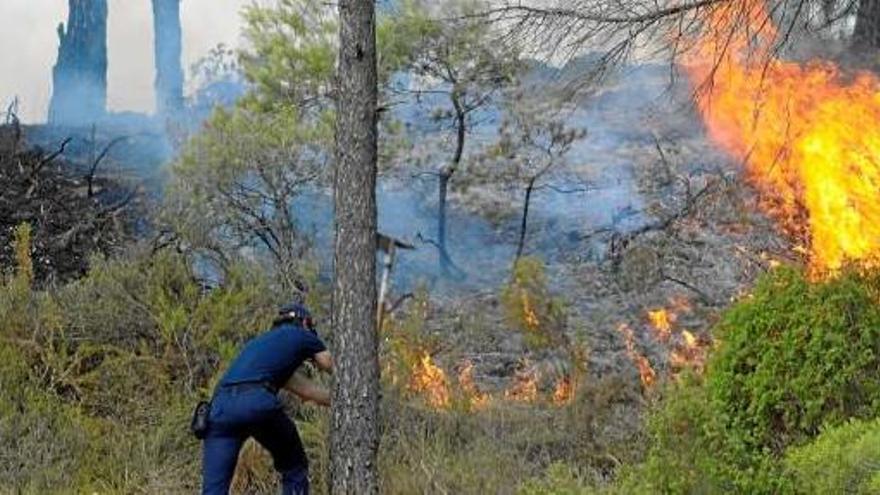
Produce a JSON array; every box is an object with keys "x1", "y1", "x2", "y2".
[{"x1": 202, "y1": 385, "x2": 309, "y2": 495}]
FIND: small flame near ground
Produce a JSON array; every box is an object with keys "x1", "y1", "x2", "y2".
[
  {"x1": 617, "y1": 323, "x2": 657, "y2": 389},
  {"x1": 409, "y1": 352, "x2": 451, "y2": 409},
  {"x1": 457, "y1": 360, "x2": 490, "y2": 410},
  {"x1": 552, "y1": 375, "x2": 574, "y2": 406},
  {"x1": 647, "y1": 309, "x2": 674, "y2": 341},
  {"x1": 505, "y1": 362, "x2": 540, "y2": 402},
  {"x1": 521, "y1": 291, "x2": 541, "y2": 332},
  {"x1": 684, "y1": 0, "x2": 880, "y2": 276},
  {"x1": 645, "y1": 300, "x2": 711, "y2": 378}
]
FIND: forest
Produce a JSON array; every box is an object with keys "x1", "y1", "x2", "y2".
[{"x1": 1, "y1": 0, "x2": 880, "y2": 493}]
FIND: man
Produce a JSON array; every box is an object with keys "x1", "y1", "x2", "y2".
[{"x1": 202, "y1": 303, "x2": 332, "y2": 495}]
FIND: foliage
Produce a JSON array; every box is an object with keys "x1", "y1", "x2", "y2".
[
  {"x1": 612, "y1": 373, "x2": 790, "y2": 494},
  {"x1": 165, "y1": 0, "x2": 425, "y2": 290},
  {"x1": 485, "y1": 94, "x2": 586, "y2": 188},
  {"x1": 165, "y1": 103, "x2": 330, "y2": 291},
  {"x1": 708, "y1": 266, "x2": 880, "y2": 454},
  {"x1": 519, "y1": 463, "x2": 598, "y2": 495},
  {"x1": 502, "y1": 257, "x2": 568, "y2": 349},
  {"x1": 785, "y1": 418, "x2": 880, "y2": 494},
  {"x1": 378, "y1": 375, "x2": 643, "y2": 495},
  {"x1": 610, "y1": 266, "x2": 880, "y2": 494},
  {"x1": 0, "y1": 228, "x2": 290, "y2": 493}
]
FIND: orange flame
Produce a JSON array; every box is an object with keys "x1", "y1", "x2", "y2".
[
  {"x1": 617, "y1": 323, "x2": 656, "y2": 388},
  {"x1": 410, "y1": 352, "x2": 450, "y2": 409},
  {"x1": 684, "y1": 1, "x2": 880, "y2": 275},
  {"x1": 521, "y1": 291, "x2": 541, "y2": 331},
  {"x1": 669, "y1": 329, "x2": 709, "y2": 375},
  {"x1": 458, "y1": 361, "x2": 490, "y2": 410},
  {"x1": 505, "y1": 363, "x2": 539, "y2": 402},
  {"x1": 552, "y1": 375, "x2": 574, "y2": 406},
  {"x1": 647, "y1": 309, "x2": 673, "y2": 340}
]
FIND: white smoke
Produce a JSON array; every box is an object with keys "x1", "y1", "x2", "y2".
[{"x1": 0, "y1": 0, "x2": 252, "y2": 123}]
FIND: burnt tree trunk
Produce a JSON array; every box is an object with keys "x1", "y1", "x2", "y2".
[
  {"x1": 437, "y1": 92, "x2": 466, "y2": 274},
  {"x1": 855, "y1": 0, "x2": 880, "y2": 48},
  {"x1": 49, "y1": 0, "x2": 108, "y2": 125},
  {"x1": 152, "y1": 0, "x2": 184, "y2": 115},
  {"x1": 330, "y1": 0, "x2": 380, "y2": 493},
  {"x1": 515, "y1": 177, "x2": 537, "y2": 262}
]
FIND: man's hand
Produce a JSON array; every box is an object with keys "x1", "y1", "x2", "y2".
[
  {"x1": 312, "y1": 351, "x2": 333, "y2": 374},
  {"x1": 284, "y1": 372, "x2": 331, "y2": 407}
]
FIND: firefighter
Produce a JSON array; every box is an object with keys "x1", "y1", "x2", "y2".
[{"x1": 201, "y1": 303, "x2": 332, "y2": 495}]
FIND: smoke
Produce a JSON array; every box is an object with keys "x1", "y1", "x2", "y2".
[
  {"x1": 293, "y1": 61, "x2": 670, "y2": 293},
  {"x1": 0, "y1": 0, "x2": 251, "y2": 123}
]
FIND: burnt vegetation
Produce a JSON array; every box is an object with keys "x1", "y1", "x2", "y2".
[
  {"x1": 0, "y1": 120, "x2": 140, "y2": 284},
  {"x1": 2, "y1": 0, "x2": 880, "y2": 493}
]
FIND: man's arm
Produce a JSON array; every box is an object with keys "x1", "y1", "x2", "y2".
[
  {"x1": 312, "y1": 350, "x2": 333, "y2": 373},
  {"x1": 284, "y1": 371, "x2": 331, "y2": 407}
]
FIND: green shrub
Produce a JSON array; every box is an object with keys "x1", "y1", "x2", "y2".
[
  {"x1": 614, "y1": 373, "x2": 790, "y2": 495},
  {"x1": 0, "y1": 234, "x2": 286, "y2": 492},
  {"x1": 709, "y1": 266, "x2": 880, "y2": 454},
  {"x1": 519, "y1": 462, "x2": 598, "y2": 495},
  {"x1": 786, "y1": 418, "x2": 880, "y2": 494},
  {"x1": 612, "y1": 266, "x2": 880, "y2": 494},
  {"x1": 501, "y1": 257, "x2": 567, "y2": 349}
]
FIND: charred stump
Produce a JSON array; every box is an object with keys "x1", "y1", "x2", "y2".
[
  {"x1": 49, "y1": 0, "x2": 108, "y2": 126},
  {"x1": 855, "y1": 0, "x2": 880, "y2": 49},
  {"x1": 152, "y1": 0, "x2": 184, "y2": 116}
]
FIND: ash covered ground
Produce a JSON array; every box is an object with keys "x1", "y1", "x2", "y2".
[{"x1": 364, "y1": 63, "x2": 790, "y2": 401}]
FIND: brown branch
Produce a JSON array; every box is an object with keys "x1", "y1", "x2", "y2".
[
  {"x1": 483, "y1": 0, "x2": 725, "y2": 26},
  {"x1": 31, "y1": 137, "x2": 72, "y2": 178},
  {"x1": 87, "y1": 136, "x2": 128, "y2": 197}
]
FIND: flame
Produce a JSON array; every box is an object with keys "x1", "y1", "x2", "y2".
[
  {"x1": 505, "y1": 363, "x2": 539, "y2": 402},
  {"x1": 617, "y1": 323, "x2": 656, "y2": 388},
  {"x1": 669, "y1": 329, "x2": 709, "y2": 375},
  {"x1": 681, "y1": 330, "x2": 697, "y2": 347},
  {"x1": 521, "y1": 291, "x2": 541, "y2": 331},
  {"x1": 458, "y1": 361, "x2": 490, "y2": 410},
  {"x1": 409, "y1": 352, "x2": 450, "y2": 409},
  {"x1": 647, "y1": 309, "x2": 673, "y2": 340},
  {"x1": 684, "y1": 0, "x2": 880, "y2": 275},
  {"x1": 552, "y1": 375, "x2": 574, "y2": 406}
]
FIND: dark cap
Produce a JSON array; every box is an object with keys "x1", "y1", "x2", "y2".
[
  {"x1": 278, "y1": 302, "x2": 311, "y2": 319},
  {"x1": 277, "y1": 302, "x2": 316, "y2": 333}
]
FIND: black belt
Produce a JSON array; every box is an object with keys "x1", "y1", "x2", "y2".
[{"x1": 220, "y1": 381, "x2": 279, "y2": 394}]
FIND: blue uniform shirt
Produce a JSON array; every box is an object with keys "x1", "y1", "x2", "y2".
[{"x1": 219, "y1": 323, "x2": 327, "y2": 390}]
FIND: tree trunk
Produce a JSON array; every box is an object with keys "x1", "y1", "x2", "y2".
[
  {"x1": 437, "y1": 94, "x2": 466, "y2": 274},
  {"x1": 152, "y1": 0, "x2": 184, "y2": 116},
  {"x1": 855, "y1": 0, "x2": 880, "y2": 48},
  {"x1": 515, "y1": 177, "x2": 537, "y2": 262},
  {"x1": 49, "y1": 0, "x2": 108, "y2": 125},
  {"x1": 330, "y1": 1, "x2": 380, "y2": 493}
]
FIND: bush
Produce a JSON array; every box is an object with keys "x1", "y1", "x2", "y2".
[
  {"x1": 709, "y1": 266, "x2": 880, "y2": 454},
  {"x1": 501, "y1": 257, "x2": 568, "y2": 349},
  {"x1": 785, "y1": 418, "x2": 880, "y2": 494},
  {"x1": 612, "y1": 266, "x2": 880, "y2": 494},
  {"x1": 0, "y1": 229, "x2": 288, "y2": 492}
]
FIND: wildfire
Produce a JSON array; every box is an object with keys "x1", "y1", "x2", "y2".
[
  {"x1": 521, "y1": 291, "x2": 541, "y2": 331},
  {"x1": 552, "y1": 374, "x2": 574, "y2": 406},
  {"x1": 684, "y1": 0, "x2": 880, "y2": 275},
  {"x1": 410, "y1": 352, "x2": 450, "y2": 409},
  {"x1": 669, "y1": 330, "x2": 708, "y2": 375},
  {"x1": 457, "y1": 360, "x2": 490, "y2": 410},
  {"x1": 505, "y1": 362, "x2": 539, "y2": 402},
  {"x1": 647, "y1": 309, "x2": 673, "y2": 340},
  {"x1": 617, "y1": 323, "x2": 656, "y2": 388}
]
